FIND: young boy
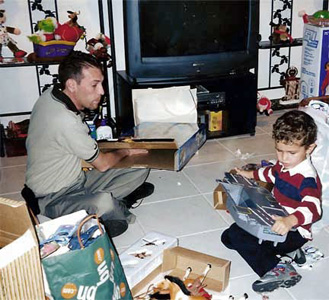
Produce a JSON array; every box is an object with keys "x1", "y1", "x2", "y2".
[{"x1": 221, "y1": 110, "x2": 322, "y2": 293}]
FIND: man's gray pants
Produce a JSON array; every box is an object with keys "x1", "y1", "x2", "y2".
[{"x1": 38, "y1": 168, "x2": 150, "y2": 232}]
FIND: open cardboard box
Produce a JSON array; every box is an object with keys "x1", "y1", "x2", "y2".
[
  {"x1": 162, "y1": 247, "x2": 230, "y2": 293},
  {"x1": 132, "y1": 246, "x2": 231, "y2": 296},
  {"x1": 83, "y1": 122, "x2": 206, "y2": 171},
  {"x1": 0, "y1": 197, "x2": 45, "y2": 299}
]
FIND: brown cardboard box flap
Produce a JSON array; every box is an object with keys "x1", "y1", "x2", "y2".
[
  {"x1": 0, "y1": 197, "x2": 37, "y2": 248},
  {"x1": 162, "y1": 246, "x2": 230, "y2": 292}
]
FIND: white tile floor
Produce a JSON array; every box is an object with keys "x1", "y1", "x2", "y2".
[{"x1": 1, "y1": 111, "x2": 329, "y2": 300}]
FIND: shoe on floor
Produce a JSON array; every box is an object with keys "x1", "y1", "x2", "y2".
[
  {"x1": 124, "y1": 182, "x2": 154, "y2": 209},
  {"x1": 252, "y1": 262, "x2": 302, "y2": 293}
]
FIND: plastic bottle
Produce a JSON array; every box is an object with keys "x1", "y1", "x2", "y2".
[{"x1": 96, "y1": 119, "x2": 113, "y2": 140}]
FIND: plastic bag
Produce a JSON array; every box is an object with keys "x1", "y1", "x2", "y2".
[{"x1": 299, "y1": 105, "x2": 329, "y2": 229}]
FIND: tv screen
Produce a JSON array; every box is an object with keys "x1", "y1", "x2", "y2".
[
  {"x1": 140, "y1": 1, "x2": 249, "y2": 57},
  {"x1": 123, "y1": 0, "x2": 259, "y2": 82}
]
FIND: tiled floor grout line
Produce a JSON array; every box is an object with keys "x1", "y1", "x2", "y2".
[{"x1": 0, "y1": 164, "x2": 26, "y2": 169}]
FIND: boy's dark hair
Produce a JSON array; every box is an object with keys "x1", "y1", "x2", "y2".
[
  {"x1": 272, "y1": 110, "x2": 317, "y2": 147},
  {"x1": 58, "y1": 51, "x2": 103, "y2": 90}
]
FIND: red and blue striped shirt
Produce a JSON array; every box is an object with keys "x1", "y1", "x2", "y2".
[{"x1": 253, "y1": 158, "x2": 322, "y2": 239}]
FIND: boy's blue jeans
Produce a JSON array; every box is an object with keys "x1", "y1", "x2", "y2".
[{"x1": 221, "y1": 223, "x2": 308, "y2": 277}]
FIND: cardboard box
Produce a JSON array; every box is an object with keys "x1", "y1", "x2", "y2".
[
  {"x1": 0, "y1": 197, "x2": 45, "y2": 299},
  {"x1": 213, "y1": 184, "x2": 228, "y2": 210},
  {"x1": 119, "y1": 231, "x2": 178, "y2": 294},
  {"x1": 162, "y1": 247, "x2": 231, "y2": 293},
  {"x1": 83, "y1": 122, "x2": 206, "y2": 171},
  {"x1": 131, "y1": 246, "x2": 231, "y2": 296},
  {"x1": 300, "y1": 24, "x2": 329, "y2": 99}
]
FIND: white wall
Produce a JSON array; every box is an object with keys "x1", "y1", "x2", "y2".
[{"x1": 0, "y1": 0, "x2": 325, "y2": 126}]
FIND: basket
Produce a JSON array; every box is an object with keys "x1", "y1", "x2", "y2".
[{"x1": 33, "y1": 40, "x2": 76, "y2": 58}]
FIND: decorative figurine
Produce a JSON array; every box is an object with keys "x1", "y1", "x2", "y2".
[
  {"x1": 269, "y1": 23, "x2": 293, "y2": 44},
  {"x1": 86, "y1": 33, "x2": 112, "y2": 64},
  {"x1": 0, "y1": 9, "x2": 27, "y2": 62},
  {"x1": 279, "y1": 66, "x2": 301, "y2": 105}
]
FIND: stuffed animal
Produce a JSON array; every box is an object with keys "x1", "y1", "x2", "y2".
[
  {"x1": 269, "y1": 23, "x2": 293, "y2": 44},
  {"x1": 86, "y1": 33, "x2": 111, "y2": 62},
  {"x1": 54, "y1": 10, "x2": 85, "y2": 42},
  {"x1": 257, "y1": 94, "x2": 273, "y2": 116},
  {"x1": 0, "y1": 9, "x2": 26, "y2": 62},
  {"x1": 27, "y1": 17, "x2": 58, "y2": 44}
]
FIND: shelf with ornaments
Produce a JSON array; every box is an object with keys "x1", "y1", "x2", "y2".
[{"x1": 258, "y1": 37, "x2": 303, "y2": 50}]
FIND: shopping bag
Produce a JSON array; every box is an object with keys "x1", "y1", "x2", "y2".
[
  {"x1": 42, "y1": 214, "x2": 132, "y2": 300},
  {"x1": 132, "y1": 85, "x2": 198, "y2": 125}
]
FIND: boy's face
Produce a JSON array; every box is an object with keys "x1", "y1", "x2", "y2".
[{"x1": 275, "y1": 140, "x2": 315, "y2": 170}]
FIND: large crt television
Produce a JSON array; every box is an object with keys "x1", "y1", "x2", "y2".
[{"x1": 123, "y1": 0, "x2": 259, "y2": 82}]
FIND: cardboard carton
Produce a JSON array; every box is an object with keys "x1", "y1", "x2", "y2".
[
  {"x1": 0, "y1": 197, "x2": 45, "y2": 299},
  {"x1": 300, "y1": 24, "x2": 329, "y2": 99},
  {"x1": 83, "y1": 122, "x2": 206, "y2": 171},
  {"x1": 119, "y1": 232, "x2": 178, "y2": 294},
  {"x1": 131, "y1": 246, "x2": 231, "y2": 296},
  {"x1": 162, "y1": 246, "x2": 231, "y2": 293}
]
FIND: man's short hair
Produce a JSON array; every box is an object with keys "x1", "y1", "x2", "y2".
[
  {"x1": 58, "y1": 51, "x2": 103, "y2": 90},
  {"x1": 272, "y1": 110, "x2": 317, "y2": 147}
]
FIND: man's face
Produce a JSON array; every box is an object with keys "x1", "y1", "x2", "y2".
[
  {"x1": 73, "y1": 66, "x2": 104, "y2": 111},
  {"x1": 275, "y1": 140, "x2": 314, "y2": 170}
]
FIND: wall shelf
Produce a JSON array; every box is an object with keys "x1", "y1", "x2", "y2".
[{"x1": 258, "y1": 37, "x2": 302, "y2": 49}]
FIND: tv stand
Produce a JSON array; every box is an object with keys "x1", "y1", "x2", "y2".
[{"x1": 115, "y1": 71, "x2": 257, "y2": 138}]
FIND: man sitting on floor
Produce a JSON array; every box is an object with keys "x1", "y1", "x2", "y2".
[{"x1": 23, "y1": 51, "x2": 154, "y2": 237}]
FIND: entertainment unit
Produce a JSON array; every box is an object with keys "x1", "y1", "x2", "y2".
[
  {"x1": 116, "y1": 71, "x2": 257, "y2": 138},
  {"x1": 115, "y1": 0, "x2": 259, "y2": 138}
]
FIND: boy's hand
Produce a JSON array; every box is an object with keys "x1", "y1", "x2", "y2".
[
  {"x1": 271, "y1": 215, "x2": 298, "y2": 235},
  {"x1": 235, "y1": 167, "x2": 254, "y2": 179}
]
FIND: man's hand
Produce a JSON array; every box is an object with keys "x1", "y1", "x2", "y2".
[
  {"x1": 235, "y1": 167, "x2": 254, "y2": 179},
  {"x1": 271, "y1": 214, "x2": 298, "y2": 235}
]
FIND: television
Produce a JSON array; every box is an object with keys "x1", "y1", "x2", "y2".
[{"x1": 123, "y1": 0, "x2": 259, "y2": 83}]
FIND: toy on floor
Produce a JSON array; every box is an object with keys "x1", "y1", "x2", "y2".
[
  {"x1": 0, "y1": 9, "x2": 27, "y2": 62},
  {"x1": 293, "y1": 245, "x2": 324, "y2": 270},
  {"x1": 148, "y1": 265, "x2": 213, "y2": 299},
  {"x1": 257, "y1": 93, "x2": 273, "y2": 116}
]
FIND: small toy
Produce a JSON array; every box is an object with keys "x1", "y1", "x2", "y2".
[
  {"x1": 54, "y1": 10, "x2": 85, "y2": 43},
  {"x1": 149, "y1": 265, "x2": 213, "y2": 299},
  {"x1": 279, "y1": 66, "x2": 300, "y2": 105},
  {"x1": 269, "y1": 23, "x2": 293, "y2": 44},
  {"x1": 86, "y1": 33, "x2": 111, "y2": 63},
  {"x1": 217, "y1": 172, "x2": 289, "y2": 245},
  {"x1": 299, "y1": 10, "x2": 329, "y2": 27},
  {"x1": 0, "y1": 9, "x2": 27, "y2": 62},
  {"x1": 257, "y1": 94, "x2": 273, "y2": 116},
  {"x1": 27, "y1": 17, "x2": 58, "y2": 44}
]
